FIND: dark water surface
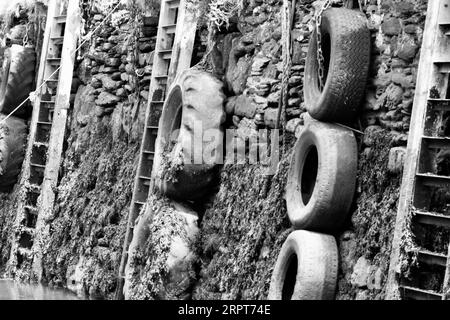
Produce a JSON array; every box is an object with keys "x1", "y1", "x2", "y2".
[{"x1": 0, "y1": 279, "x2": 80, "y2": 300}]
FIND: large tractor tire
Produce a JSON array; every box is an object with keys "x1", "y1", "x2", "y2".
[
  {"x1": 0, "y1": 44, "x2": 36, "y2": 119},
  {"x1": 152, "y1": 68, "x2": 226, "y2": 201},
  {"x1": 304, "y1": 8, "x2": 370, "y2": 123},
  {"x1": 268, "y1": 230, "x2": 338, "y2": 300},
  {"x1": 0, "y1": 114, "x2": 27, "y2": 192},
  {"x1": 285, "y1": 119, "x2": 357, "y2": 232}
]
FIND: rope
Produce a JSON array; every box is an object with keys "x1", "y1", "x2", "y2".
[
  {"x1": 333, "y1": 122, "x2": 364, "y2": 135},
  {"x1": 0, "y1": 1, "x2": 122, "y2": 125}
]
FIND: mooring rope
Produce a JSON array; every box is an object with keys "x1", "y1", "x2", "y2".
[{"x1": 0, "y1": 1, "x2": 122, "y2": 125}]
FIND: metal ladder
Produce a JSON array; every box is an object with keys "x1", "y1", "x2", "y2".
[
  {"x1": 387, "y1": 0, "x2": 450, "y2": 300},
  {"x1": 115, "y1": 0, "x2": 197, "y2": 299},
  {"x1": 8, "y1": 0, "x2": 80, "y2": 279}
]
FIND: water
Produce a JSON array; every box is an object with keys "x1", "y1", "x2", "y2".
[{"x1": 0, "y1": 279, "x2": 80, "y2": 300}]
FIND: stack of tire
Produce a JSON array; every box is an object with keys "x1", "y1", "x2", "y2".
[
  {"x1": 124, "y1": 68, "x2": 226, "y2": 299},
  {"x1": 0, "y1": 44, "x2": 35, "y2": 192},
  {"x1": 268, "y1": 8, "x2": 370, "y2": 300}
]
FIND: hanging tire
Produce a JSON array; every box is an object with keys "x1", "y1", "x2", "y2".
[
  {"x1": 285, "y1": 119, "x2": 357, "y2": 231},
  {"x1": 153, "y1": 68, "x2": 226, "y2": 201},
  {"x1": 268, "y1": 230, "x2": 338, "y2": 300},
  {"x1": 0, "y1": 44, "x2": 36, "y2": 119},
  {"x1": 0, "y1": 114, "x2": 27, "y2": 192},
  {"x1": 304, "y1": 8, "x2": 370, "y2": 123}
]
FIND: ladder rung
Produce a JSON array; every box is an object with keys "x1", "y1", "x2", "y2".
[
  {"x1": 147, "y1": 125, "x2": 159, "y2": 130},
  {"x1": 19, "y1": 227, "x2": 35, "y2": 235},
  {"x1": 134, "y1": 201, "x2": 146, "y2": 206},
  {"x1": 34, "y1": 142, "x2": 49, "y2": 148},
  {"x1": 50, "y1": 36, "x2": 65, "y2": 45},
  {"x1": 427, "y1": 98, "x2": 450, "y2": 111},
  {"x1": 37, "y1": 121, "x2": 52, "y2": 126},
  {"x1": 422, "y1": 136, "x2": 450, "y2": 149},
  {"x1": 401, "y1": 286, "x2": 443, "y2": 300},
  {"x1": 139, "y1": 176, "x2": 152, "y2": 186},
  {"x1": 41, "y1": 100, "x2": 55, "y2": 105},
  {"x1": 166, "y1": 0, "x2": 180, "y2": 9},
  {"x1": 158, "y1": 49, "x2": 172, "y2": 60},
  {"x1": 416, "y1": 173, "x2": 450, "y2": 187},
  {"x1": 47, "y1": 58, "x2": 61, "y2": 66},
  {"x1": 150, "y1": 101, "x2": 165, "y2": 110},
  {"x1": 54, "y1": 15, "x2": 67, "y2": 23},
  {"x1": 24, "y1": 206, "x2": 38, "y2": 213},
  {"x1": 161, "y1": 24, "x2": 177, "y2": 34},
  {"x1": 414, "y1": 250, "x2": 447, "y2": 267},
  {"x1": 17, "y1": 247, "x2": 32, "y2": 256},
  {"x1": 434, "y1": 61, "x2": 450, "y2": 73},
  {"x1": 28, "y1": 184, "x2": 41, "y2": 192},
  {"x1": 414, "y1": 210, "x2": 450, "y2": 228},
  {"x1": 44, "y1": 79, "x2": 59, "y2": 89},
  {"x1": 154, "y1": 75, "x2": 168, "y2": 81},
  {"x1": 143, "y1": 150, "x2": 155, "y2": 161},
  {"x1": 30, "y1": 163, "x2": 46, "y2": 169}
]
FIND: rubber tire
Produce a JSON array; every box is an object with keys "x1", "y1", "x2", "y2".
[
  {"x1": 153, "y1": 68, "x2": 225, "y2": 201},
  {"x1": 304, "y1": 8, "x2": 370, "y2": 123},
  {"x1": 0, "y1": 114, "x2": 27, "y2": 192},
  {"x1": 285, "y1": 119, "x2": 357, "y2": 231},
  {"x1": 268, "y1": 230, "x2": 338, "y2": 300},
  {"x1": 0, "y1": 44, "x2": 36, "y2": 119}
]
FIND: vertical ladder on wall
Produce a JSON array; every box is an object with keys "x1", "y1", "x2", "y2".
[
  {"x1": 387, "y1": 0, "x2": 450, "y2": 300},
  {"x1": 115, "y1": 0, "x2": 197, "y2": 299},
  {"x1": 8, "y1": 0, "x2": 80, "y2": 279}
]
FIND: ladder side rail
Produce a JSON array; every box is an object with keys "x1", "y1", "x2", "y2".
[
  {"x1": 443, "y1": 244, "x2": 450, "y2": 300},
  {"x1": 167, "y1": 0, "x2": 197, "y2": 85},
  {"x1": 386, "y1": 0, "x2": 442, "y2": 299}
]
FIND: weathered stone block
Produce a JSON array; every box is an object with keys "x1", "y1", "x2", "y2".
[
  {"x1": 382, "y1": 17, "x2": 402, "y2": 36},
  {"x1": 388, "y1": 146, "x2": 406, "y2": 174},
  {"x1": 234, "y1": 95, "x2": 257, "y2": 119},
  {"x1": 95, "y1": 92, "x2": 120, "y2": 107},
  {"x1": 351, "y1": 256, "x2": 371, "y2": 288}
]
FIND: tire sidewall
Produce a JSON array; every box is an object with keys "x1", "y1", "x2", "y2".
[
  {"x1": 268, "y1": 231, "x2": 338, "y2": 300},
  {"x1": 286, "y1": 120, "x2": 357, "y2": 231},
  {"x1": 304, "y1": 16, "x2": 338, "y2": 119}
]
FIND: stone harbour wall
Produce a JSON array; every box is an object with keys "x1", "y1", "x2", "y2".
[{"x1": 0, "y1": 0, "x2": 430, "y2": 300}]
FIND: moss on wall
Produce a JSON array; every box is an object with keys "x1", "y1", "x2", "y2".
[{"x1": 192, "y1": 137, "x2": 294, "y2": 300}]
